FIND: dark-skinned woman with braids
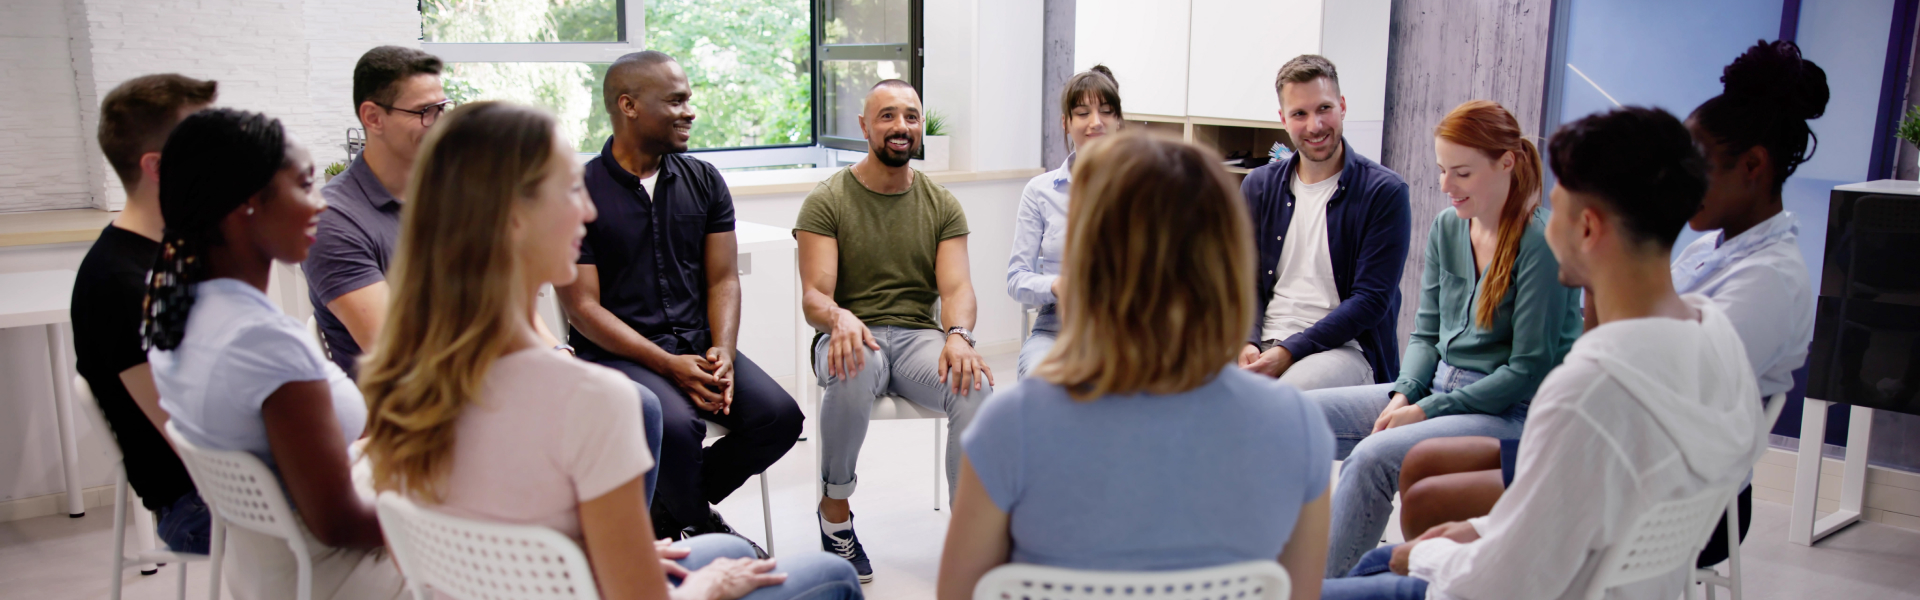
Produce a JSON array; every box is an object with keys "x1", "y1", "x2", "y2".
[{"x1": 144, "y1": 108, "x2": 404, "y2": 600}]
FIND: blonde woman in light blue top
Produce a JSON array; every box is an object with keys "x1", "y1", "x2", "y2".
[{"x1": 1008, "y1": 65, "x2": 1123, "y2": 377}]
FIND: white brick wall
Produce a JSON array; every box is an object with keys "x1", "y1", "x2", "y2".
[
  {"x1": 1, "y1": 0, "x2": 419, "y2": 213},
  {"x1": 0, "y1": 0, "x2": 96, "y2": 213}
]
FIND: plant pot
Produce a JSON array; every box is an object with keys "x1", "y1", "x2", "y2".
[{"x1": 913, "y1": 135, "x2": 951, "y2": 172}]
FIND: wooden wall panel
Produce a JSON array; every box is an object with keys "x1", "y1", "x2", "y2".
[{"x1": 1380, "y1": 0, "x2": 1553, "y2": 351}]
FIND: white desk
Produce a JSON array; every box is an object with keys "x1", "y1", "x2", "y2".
[
  {"x1": 0, "y1": 269, "x2": 84, "y2": 517},
  {"x1": 734, "y1": 222, "x2": 806, "y2": 398}
]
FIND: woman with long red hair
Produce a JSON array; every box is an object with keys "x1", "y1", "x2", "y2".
[{"x1": 1305, "y1": 100, "x2": 1584, "y2": 578}]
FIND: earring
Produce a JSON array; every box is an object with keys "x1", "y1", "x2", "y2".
[{"x1": 246, "y1": 207, "x2": 255, "y2": 216}]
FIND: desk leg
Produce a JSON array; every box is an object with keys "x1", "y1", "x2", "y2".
[
  {"x1": 48, "y1": 323, "x2": 85, "y2": 517},
  {"x1": 1789, "y1": 399, "x2": 1872, "y2": 545}
]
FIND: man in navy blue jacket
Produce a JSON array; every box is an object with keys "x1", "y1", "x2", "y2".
[{"x1": 1237, "y1": 54, "x2": 1411, "y2": 391}]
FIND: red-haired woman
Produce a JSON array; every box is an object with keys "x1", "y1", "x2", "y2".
[{"x1": 1306, "y1": 100, "x2": 1584, "y2": 578}]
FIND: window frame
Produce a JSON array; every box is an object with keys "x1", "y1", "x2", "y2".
[
  {"x1": 421, "y1": 0, "x2": 924, "y2": 168},
  {"x1": 813, "y1": 0, "x2": 925, "y2": 153}
]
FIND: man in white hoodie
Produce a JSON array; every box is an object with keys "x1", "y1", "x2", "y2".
[{"x1": 1322, "y1": 106, "x2": 1771, "y2": 600}]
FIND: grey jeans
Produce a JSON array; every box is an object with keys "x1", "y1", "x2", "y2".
[
  {"x1": 814, "y1": 326, "x2": 990, "y2": 501},
  {"x1": 1259, "y1": 340, "x2": 1374, "y2": 391}
]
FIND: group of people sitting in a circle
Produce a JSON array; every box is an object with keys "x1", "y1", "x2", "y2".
[{"x1": 71, "y1": 36, "x2": 1824, "y2": 600}]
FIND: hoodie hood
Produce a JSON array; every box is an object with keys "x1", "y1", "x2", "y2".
[{"x1": 1569, "y1": 294, "x2": 1767, "y2": 480}]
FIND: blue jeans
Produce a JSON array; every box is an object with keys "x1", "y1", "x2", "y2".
[
  {"x1": 638, "y1": 381, "x2": 664, "y2": 507},
  {"x1": 155, "y1": 492, "x2": 212, "y2": 554},
  {"x1": 672, "y1": 534, "x2": 863, "y2": 600},
  {"x1": 1305, "y1": 361, "x2": 1528, "y2": 577},
  {"x1": 1017, "y1": 329, "x2": 1056, "y2": 379},
  {"x1": 1321, "y1": 545, "x2": 1428, "y2": 600}
]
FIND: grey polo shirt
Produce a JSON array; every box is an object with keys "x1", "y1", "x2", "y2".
[{"x1": 303, "y1": 156, "x2": 400, "y2": 377}]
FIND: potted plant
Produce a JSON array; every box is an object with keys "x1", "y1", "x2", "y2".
[
  {"x1": 1898, "y1": 105, "x2": 1920, "y2": 174},
  {"x1": 914, "y1": 108, "x2": 951, "y2": 172},
  {"x1": 324, "y1": 161, "x2": 348, "y2": 183}
]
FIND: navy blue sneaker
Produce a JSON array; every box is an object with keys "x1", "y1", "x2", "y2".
[{"x1": 818, "y1": 512, "x2": 873, "y2": 583}]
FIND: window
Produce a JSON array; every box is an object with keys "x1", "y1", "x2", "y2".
[{"x1": 422, "y1": 0, "x2": 920, "y2": 166}]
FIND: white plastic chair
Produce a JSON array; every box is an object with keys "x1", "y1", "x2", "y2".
[
  {"x1": 972, "y1": 560, "x2": 1292, "y2": 600},
  {"x1": 703, "y1": 419, "x2": 777, "y2": 556},
  {"x1": 76, "y1": 376, "x2": 210, "y2": 600},
  {"x1": 376, "y1": 492, "x2": 601, "y2": 600},
  {"x1": 165, "y1": 420, "x2": 311, "y2": 600},
  {"x1": 1582, "y1": 484, "x2": 1738, "y2": 600},
  {"x1": 1693, "y1": 391, "x2": 1790, "y2": 600}
]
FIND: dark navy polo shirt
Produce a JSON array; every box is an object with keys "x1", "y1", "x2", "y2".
[
  {"x1": 304, "y1": 155, "x2": 401, "y2": 377},
  {"x1": 576, "y1": 138, "x2": 736, "y2": 357}
]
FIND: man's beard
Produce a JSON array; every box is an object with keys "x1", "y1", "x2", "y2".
[{"x1": 873, "y1": 134, "x2": 917, "y2": 167}]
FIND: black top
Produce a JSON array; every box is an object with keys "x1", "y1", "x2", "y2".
[
  {"x1": 576, "y1": 139, "x2": 736, "y2": 356},
  {"x1": 71, "y1": 224, "x2": 195, "y2": 511},
  {"x1": 303, "y1": 156, "x2": 402, "y2": 377},
  {"x1": 1241, "y1": 139, "x2": 1412, "y2": 384}
]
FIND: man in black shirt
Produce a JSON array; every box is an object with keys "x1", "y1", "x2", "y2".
[
  {"x1": 558, "y1": 51, "x2": 802, "y2": 552},
  {"x1": 71, "y1": 74, "x2": 217, "y2": 553}
]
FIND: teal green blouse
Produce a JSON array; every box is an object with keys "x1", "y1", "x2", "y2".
[{"x1": 1391, "y1": 207, "x2": 1584, "y2": 418}]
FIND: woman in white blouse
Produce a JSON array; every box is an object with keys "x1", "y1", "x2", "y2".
[
  {"x1": 1006, "y1": 65, "x2": 1124, "y2": 378},
  {"x1": 144, "y1": 108, "x2": 402, "y2": 600}
]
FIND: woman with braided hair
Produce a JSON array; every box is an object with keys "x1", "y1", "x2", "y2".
[{"x1": 144, "y1": 108, "x2": 404, "y2": 600}]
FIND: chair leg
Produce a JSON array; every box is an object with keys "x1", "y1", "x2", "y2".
[
  {"x1": 111, "y1": 470, "x2": 129, "y2": 600},
  {"x1": 933, "y1": 418, "x2": 942, "y2": 511},
  {"x1": 1686, "y1": 565, "x2": 1699, "y2": 600},
  {"x1": 1726, "y1": 495, "x2": 1743, "y2": 600},
  {"x1": 175, "y1": 562, "x2": 189, "y2": 600},
  {"x1": 206, "y1": 518, "x2": 225, "y2": 600},
  {"x1": 760, "y1": 473, "x2": 775, "y2": 557}
]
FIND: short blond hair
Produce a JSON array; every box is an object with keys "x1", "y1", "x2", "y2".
[{"x1": 1033, "y1": 131, "x2": 1255, "y2": 400}]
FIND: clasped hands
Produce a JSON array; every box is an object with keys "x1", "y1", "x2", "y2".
[{"x1": 661, "y1": 347, "x2": 736, "y2": 414}]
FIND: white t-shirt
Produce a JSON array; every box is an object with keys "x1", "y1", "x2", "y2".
[
  {"x1": 1261, "y1": 170, "x2": 1356, "y2": 348},
  {"x1": 640, "y1": 172, "x2": 659, "y2": 198},
  {"x1": 152, "y1": 278, "x2": 365, "y2": 472},
  {"x1": 425, "y1": 348, "x2": 654, "y2": 542}
]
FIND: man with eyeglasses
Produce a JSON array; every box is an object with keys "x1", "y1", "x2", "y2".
[{"x1": 306, "y1": 45, "x2": 569, "y2": 377}]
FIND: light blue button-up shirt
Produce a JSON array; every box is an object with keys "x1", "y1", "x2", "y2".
[
  {"x1": 1670, "y1": 211, "x2": 1813, "y2": 397},
  {"x1": 1006, "y1": 154, "x2": 1073, "y2": 331}
]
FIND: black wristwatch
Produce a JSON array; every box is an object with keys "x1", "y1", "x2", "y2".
[{"x1": 946, "y1": 326, "x2": 975, "y2": 347}]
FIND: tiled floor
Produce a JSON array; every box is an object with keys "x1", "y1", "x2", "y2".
[{"x1": 6, "y1": 349, "x2": 1920, "y2": 599}]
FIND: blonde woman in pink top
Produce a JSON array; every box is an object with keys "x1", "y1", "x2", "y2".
[{"x1": 359, "y1": 101, "x2": 861, "y2": 600}]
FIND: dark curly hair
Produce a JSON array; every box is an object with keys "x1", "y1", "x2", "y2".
[
  {"x1": 1690, "y1": 40, "x2": 1829, "y2": 195},
  {"x1": 1549, "y1": 106, "x2": 1708, "y2": 249},
  {"x1": 142, "y1": 108, "x2": 288, "y2": 351}
]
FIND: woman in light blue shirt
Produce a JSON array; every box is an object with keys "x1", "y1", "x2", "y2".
[
  {"x1": 145, "y1": 109, "x2": 403, "y2": 599},
  {"x1": 944, "y1": 132, "x2": 1332, "y2": 600},
  {"x1": 1007, "y1": 65, "x2": 1124, "y2": 378}
]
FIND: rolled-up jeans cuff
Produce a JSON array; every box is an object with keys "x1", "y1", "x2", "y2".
[{"x1": 824, "y1": 476, "x2": 858, "y2": 500}]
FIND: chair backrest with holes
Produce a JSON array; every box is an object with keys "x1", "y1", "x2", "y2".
[
  {"x1": 1582, "y1": 485, "x2": 1733, "y2": 600},
  {"x1": 377, "y1": 492, "x2": 602, "y2": 600},
  {"x1": 164, "y1": 420, "x2": 308, "y2": 550},
  {"x1": 973, "y1": 560, "x2": 1291, "y2": 600}
]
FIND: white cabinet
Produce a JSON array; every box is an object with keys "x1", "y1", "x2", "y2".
[
  {"x1": 1077, "y1": 0, "x2": 1389, "y2": 152},
  {"x1": 1186, "y1": 0, "x2": 1323, "y2": 124},
  {"x1": 1074, "y1": 0, "x2": 1192, "y2": 118}
]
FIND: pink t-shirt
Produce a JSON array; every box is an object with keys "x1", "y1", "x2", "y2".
[{"x1": 423, "y1": 348, "x2": 653, "y2": 541}]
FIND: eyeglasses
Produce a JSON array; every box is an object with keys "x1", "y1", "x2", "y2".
[{"x1": 376, "y1": 99, "x2": 456, "y2": 127}]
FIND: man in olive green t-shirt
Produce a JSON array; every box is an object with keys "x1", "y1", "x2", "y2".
[{"x1": 795, "y1": 79, "x2": 993, "y2": 580}]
